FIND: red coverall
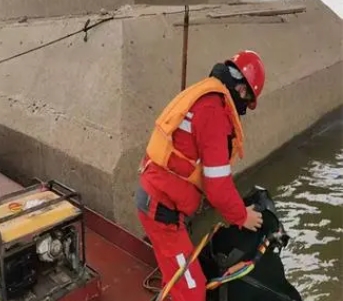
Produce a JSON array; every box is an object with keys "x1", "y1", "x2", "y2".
[{"x1": 138, "y1": 92, "x2": 248, "y2": 301}]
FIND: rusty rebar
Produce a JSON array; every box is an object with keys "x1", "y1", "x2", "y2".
[{"x1": 181, "y1": 5, "x2": 189, "y2": 91}]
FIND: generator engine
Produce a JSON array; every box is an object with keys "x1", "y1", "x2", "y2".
[
  {"x1": 0, "y1": 181, "x2": 86, "y2": 301},
  {"x1": 36, "y1": 226, "x2": 81, "y2": 270}
]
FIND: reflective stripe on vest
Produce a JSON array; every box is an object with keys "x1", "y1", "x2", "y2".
[
  {"x1": 186, "y1": 112, "x2": 194, "y2": 119},
  {"x1": 179, "y1": 119, "x2": 192, "y2": 133},
  {"x1": 143, "y1": 77, "x2": 245, "y2": 191},
  {"x1": 203, "y1": 164, "x2": 231, "y2": 178},
  {"x1": 178, "y1": 111, "x2": 194, "y2": 133}
]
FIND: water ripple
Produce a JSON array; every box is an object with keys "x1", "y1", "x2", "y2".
[{"x1": 274, "y1": 148, "x2": 343, "y2": 301}]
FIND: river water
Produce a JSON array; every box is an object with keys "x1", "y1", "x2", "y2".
[{"x1": 192, "y1": 108, "x2": 343, "y2": 301}]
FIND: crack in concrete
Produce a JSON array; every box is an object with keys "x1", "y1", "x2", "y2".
[{"x1": 0, "y1": 93, "x2": 120, "y2": 136}]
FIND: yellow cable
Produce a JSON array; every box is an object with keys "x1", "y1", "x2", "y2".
[{"x1": 155, "y1": 222, "x2": 224, "y2": 301}]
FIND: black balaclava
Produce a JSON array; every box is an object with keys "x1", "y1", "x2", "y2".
[{"x1": 209, "y1": 63, "x2": 249, "y2": 115}]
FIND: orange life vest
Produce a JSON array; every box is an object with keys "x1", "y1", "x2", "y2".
[{"x1": 140, "y1": 77, "x2": 244, "y2": 191}]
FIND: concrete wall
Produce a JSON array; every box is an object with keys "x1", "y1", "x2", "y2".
[
  {"x1": 0, "y1": 0, "x2": 229, "y2": 20},
  {"x1": 0, "y1": 0, "x2": 342, "y2": 235},
  {"x1": 0, "y1": 0, "x2": 133, "y2": 20}
]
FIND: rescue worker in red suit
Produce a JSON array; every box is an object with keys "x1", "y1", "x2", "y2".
[{"x1": 135, "y1": 50, "x2": 266, "y2": 301}]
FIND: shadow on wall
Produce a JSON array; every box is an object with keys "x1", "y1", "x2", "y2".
[
  {"x1": 0, "y1": 124, "x2": 115, "y2": 222},
  {"x1": 0, "y1": 124, "x2": 146, "y2": 235}
]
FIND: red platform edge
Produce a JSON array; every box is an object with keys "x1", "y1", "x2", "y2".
[{"x1": 84, "y1": 207, "x2": 157, "y2": 268}]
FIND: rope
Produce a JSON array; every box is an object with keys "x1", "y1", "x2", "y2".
[
  {"x1": 143, "y1": 267, "x2": 162, "y2": 294},
  {"x1": 0, "y1": 16, "x2": 114, "y2": 65}
]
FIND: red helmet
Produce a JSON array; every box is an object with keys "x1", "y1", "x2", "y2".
[{"x1": 227, "y1": 50, "x2": 265, "y2": 110}]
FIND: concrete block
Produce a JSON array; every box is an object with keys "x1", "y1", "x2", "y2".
[
  {"x1": 0, "y1": 0, "x2": 342, "y2": 235},
  {"x1": 0, "y1": 0, "x2": 133, "y2": 20}
]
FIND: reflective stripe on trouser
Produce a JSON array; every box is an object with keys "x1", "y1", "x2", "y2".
[
  {"x1": 138, "y1": 210, "x2": 206, "y2": 301},
  {"x1": 203, "y1": 164, "x2": 231, "y2": 178}
]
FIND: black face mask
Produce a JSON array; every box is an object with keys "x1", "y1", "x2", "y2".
[
  {"x1": 230, "y1": 89, "x2": 248, "y2": 116},
  {"x1": 209, "y1": 63, "x2": 248, "y2": 116}
]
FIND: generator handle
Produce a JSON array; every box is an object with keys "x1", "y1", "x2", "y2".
[{"x1": 47, "y1": 179, "x2": 77, "y2": 194}]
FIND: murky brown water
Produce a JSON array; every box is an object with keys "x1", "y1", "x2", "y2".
[{"x1": 192, "y1": 109, "x2": 343, "y2": 301}]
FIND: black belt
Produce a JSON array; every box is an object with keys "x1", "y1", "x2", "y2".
[{"x1": 135, "y1": 185, "x2": 181, "y2": 226}]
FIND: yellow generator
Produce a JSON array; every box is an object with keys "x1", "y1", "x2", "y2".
[{"x1": 0, "y1": 180, "x2": 89, "y2": 301}]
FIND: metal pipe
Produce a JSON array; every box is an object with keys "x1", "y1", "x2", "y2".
[{"x1": 181, "y1": 5, "x2": 189, "y2": 91}]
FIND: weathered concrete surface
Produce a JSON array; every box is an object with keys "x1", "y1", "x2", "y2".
[
  {"x1": 0, "y1": 0, "x2": 133, "y2": 20},
  {"x1": 0, "y1": 16, "x2": 124, "y2": 222},
  {"x1": 0, "y1": 0, "x2": 234, "y2": 20},
  {"x1": 0, "y1": 0, "x2": 342, "y2": 235}
]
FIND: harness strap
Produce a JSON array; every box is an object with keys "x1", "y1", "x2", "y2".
[
  {"x1": 155, "y1": 202, "x2": 180, "y2": 226},
  {"x1": 215, "y1": 248, "x2": 245, "y2": 273},
  {"x1": 242, "y1": 276, "x2": 297, "y2": 301},
  {"x1": 135, "y1": 185, "x2": 184, "y2": 227},
  {"x1": 218, "y1": 284, "x2": 228, "y2": 301}
]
